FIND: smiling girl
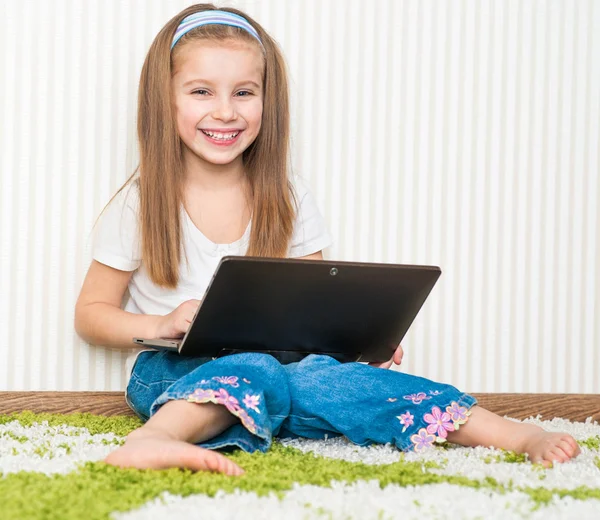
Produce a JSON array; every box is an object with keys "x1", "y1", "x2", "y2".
[{"x1": 75, "y1": 4, "x2": 580, "y2": 475}]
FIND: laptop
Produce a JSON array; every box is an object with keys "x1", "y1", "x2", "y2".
[{"x1": 133, "y1": 256, "x2": 441, "y2": 363}]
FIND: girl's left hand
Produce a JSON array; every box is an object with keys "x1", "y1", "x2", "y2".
[{"x1": 368, "y1": 344, "x2": 404, "y2": 369}]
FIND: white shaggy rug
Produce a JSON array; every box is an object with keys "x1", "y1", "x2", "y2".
[{"x1": 1, "y1": 415, "x2": 599, "y2": 519}]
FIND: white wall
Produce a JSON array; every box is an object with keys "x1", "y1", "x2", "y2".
[{"x1": 1, "y1": 0, "x2": 598, "y2": 393}]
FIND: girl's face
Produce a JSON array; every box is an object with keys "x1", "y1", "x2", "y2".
[{"x1": 172, "y1": 41, "x2": 264, "y2": 169}]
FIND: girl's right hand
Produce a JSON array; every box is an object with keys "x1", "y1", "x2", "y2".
[{"x1": 154, "y1": 299, "x2": 201, "y2": 339}]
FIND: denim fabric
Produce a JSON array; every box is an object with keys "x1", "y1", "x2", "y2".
[{"x1": 127, "y1": 351, "x2": 477, "y2": 453}]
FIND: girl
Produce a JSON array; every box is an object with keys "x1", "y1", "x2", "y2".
[{"x1": 75, "y1": 4, "x2": 580, "y2": 477}]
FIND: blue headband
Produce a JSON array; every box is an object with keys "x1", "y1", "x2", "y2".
[{"x1": 171, "y1": 11, "x2": 264, "y2": 50}]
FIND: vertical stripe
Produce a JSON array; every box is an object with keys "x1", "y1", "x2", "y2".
[
  {"x1": 509, "y1": 0, "x2": 524, "y2": 392},
  {"x1": 565, "y1": 0, "x2": 579, "y2": 392},
  {"x1": 483, "y1": 0, "x2": 496, "y2": 392},
  {"x1": 552, "y1": 0, "x2": 567, "y2": 392},
  {"x1": 2, "y1": 1, "x2": 18, "y2": 390},
  {"x1": 583, "y1": 0, "x2": 599, "y2": 394},
  {"x1": 525, "y1": 0, "x2": 538, "y2": 393},
  {"x1": 539, "y1": 0, "x2": 554, "y2": 393}
]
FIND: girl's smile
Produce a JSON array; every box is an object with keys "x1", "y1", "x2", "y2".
[
  {"x1": 199, "y1": 128, "x2": 244, "y2": 146},
  {"x1": 172, "y1": 42, "x2": 264, "y2": 167}
]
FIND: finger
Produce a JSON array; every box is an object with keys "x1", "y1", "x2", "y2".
[
  {"x1": 394, "y1": 345, "x2": 404, "y2": 364},
  {"x1": 380, "y1": 359, "x2": 393, "y2": 369}
]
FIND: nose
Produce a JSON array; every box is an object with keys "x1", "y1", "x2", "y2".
[{"x1": 212, "y1": 97, "x2": 237, "y2": 122}]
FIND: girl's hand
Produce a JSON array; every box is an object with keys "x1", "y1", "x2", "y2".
[
  {"x1": 153, "y1": 299, "x2": 201, "y2": 339},
  {"x1": 368, "y1": 344, "x2": 404, "y2": 369}
]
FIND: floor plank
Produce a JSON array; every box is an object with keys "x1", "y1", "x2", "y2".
[{"x1": 0, "y1": 392, "x2": 598, "y2": 422}]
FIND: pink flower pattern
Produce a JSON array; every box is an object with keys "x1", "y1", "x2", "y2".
[
  {"x1": 187, "y1": 387, "x2": 258, "y2": 434},
  {"x1": 213, "y1": 388, "x2": 240, "y2": 412},
  {"x1": 423, "y1": 406, "x2": 455, "y2": 439},
  {"x1": 212, "y1": 376, "x2": 240, "y2": 388},
  {"x1": 236, "y1": 408, "x2": 257, "y2": 432},
  {"x1": 403, "y1": 401, "x2": 472, "y2": 451},
  {"x1": 403, "y1": 392, "x2": 432, "y2": 405},
  {"x1": 446, "y1": 402, "x2": 470, "y2": 426},
  {"x1": 243, "y1": 394, "x2": 261, "y2": 413},
  {"x1": 411, "y1": 428, "x2": 436, "y2": 452},
  {"x1": 397, "y1": 411, "x2": 414, "y2": 433},
  {"x1": 191, "y1": 388, "x2": 215, "y2": 400}
]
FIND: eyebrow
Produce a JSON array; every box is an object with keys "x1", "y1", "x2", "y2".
[{"x1": 182, "y1": 79, "x2": 262, "y2": 89}]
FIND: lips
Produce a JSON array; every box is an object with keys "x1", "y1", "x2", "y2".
[
  {"x1": 200, "y1": 129, "x2": 241, "y2": 140},
  {"x1": 198, "y1": 128, "x2": 244, "y2": 147}
]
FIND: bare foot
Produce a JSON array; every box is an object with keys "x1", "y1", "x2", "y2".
[
  {"x1": 104, "y1": 427, "x2": 244, "y2": 476},
  {"x1": 515, "y1": 424, "x2": 581, "y2": 468},
  {"x1": 447, "y1": 406, "x2": 581, "y2": 468}
]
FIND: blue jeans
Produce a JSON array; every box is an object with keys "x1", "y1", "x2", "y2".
[{"x1": 126, "y1": 351, "x2": 477, "y2": 453}]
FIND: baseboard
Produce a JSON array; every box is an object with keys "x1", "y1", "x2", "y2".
[{"x1": 0, "y1": 392, "x2": 598, "y2": 422}]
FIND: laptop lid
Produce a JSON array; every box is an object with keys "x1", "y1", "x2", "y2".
[{"x1": 164, "y1": 256, "x2": 441, "y2": 363}]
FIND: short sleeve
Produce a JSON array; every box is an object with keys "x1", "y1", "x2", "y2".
[
  {"x1": 92, "y1": 182, "x2": 142, "y2": 271},
  {"x1": 288, "y1": 175, "x2": 333, "y2": 258}
]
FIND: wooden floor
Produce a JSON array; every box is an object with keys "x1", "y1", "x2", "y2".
[{"x1": 0, "y1": 392, "x2": 598, "y2": 422}]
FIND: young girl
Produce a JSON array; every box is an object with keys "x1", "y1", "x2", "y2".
[{"x1": 75, "y1": 4, "x2": 580, "y2": 477}]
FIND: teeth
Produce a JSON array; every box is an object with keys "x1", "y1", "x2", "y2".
[{"x1": 202, "y1": 130, "x2": 240, "y2": 140}]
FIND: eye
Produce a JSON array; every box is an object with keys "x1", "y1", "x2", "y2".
[
  {"x1": 191, "y1": 89, "x2": 209, "y2": 95},
  {"x1": 235, "y1": 90, "x2": 252, "y2": 97}
]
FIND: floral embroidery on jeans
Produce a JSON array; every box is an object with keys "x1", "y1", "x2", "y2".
[
  {"x1": 243, "y1": 394, "x2": 261, "y2": 413},
  {"x1": 403, "y1": 392, "x2": 432, "y2": 405},
  {"x1": 411, "y1": 428, "x2": 436, "y2": 452},
  {"x1": 243, "y1": 378, "x2": 252, "y2": 384},
  {"x1": 407, "y1": 401, "x2": 472, "y2": 451},
  {"x1": 423, "y1": 406, "x2": 455, "y2": 439},
  {"x1": 236, "y1": 408, "x2": 257, "y2": 432},
  {"x1": 213, "y1": 388, "x2": 240, "y2": 412},
  {"x1": 397, "y1": 411, "x2": 414, "y2": 433},
  {"x1": 446, "y1": 402, "x2": 471, "y2": 428},
  {"x1": 429, "y1": 390, "x2": 442, "y2": 396},
  {"x1": 191, "y1": 388, "x2": 215, "y2": 400},
  {"x1": 187, "y1": 387, "x2": 258, "y2": 434},
  {"x1": 212, "y1": 376, "x2": 240, "y2": 388}
]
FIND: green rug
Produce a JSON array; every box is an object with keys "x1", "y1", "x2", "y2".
[{"x1": 1, "y1": 411, "x2": 599, "y2": 519}]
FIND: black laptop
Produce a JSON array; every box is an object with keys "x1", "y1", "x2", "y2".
[{"x1": 133, "y1": 256, "x2": 441, "y2": 363}]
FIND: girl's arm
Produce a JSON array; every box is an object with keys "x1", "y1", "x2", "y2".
[
  {"x1": 297, "y1": 251, "x2": 323, "y2": 260},
  {"x1": 74, "y1": 260, "x2": 160, "y2": 350},
  {"x1": 76, "y1": 251, "x2": 324, "y2": 349}
]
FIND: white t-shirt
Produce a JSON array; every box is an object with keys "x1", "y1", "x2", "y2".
[{"x1": 92, "y1": 175, "x2": 333, "y2": 382}]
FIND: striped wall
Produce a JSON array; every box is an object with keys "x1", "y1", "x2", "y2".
[{"x1": 0, "y1": 0, "x2": 598, "y2": 393}]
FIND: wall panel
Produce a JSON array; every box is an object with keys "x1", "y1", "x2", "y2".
[{"x1": 0, "y1": 0, "x2": 598, "y2": 392}]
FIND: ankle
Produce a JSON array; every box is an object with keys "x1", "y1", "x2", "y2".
[{"x1": 502, "y1": 422, "x2": 542, "y2": 453}]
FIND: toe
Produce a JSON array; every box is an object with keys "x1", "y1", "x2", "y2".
[
  {"x1": 558, "y1": 439, "x2": 576, "y2": 459},
  {"x1": 567, "y1": 437, "x2": 582, "y2": 456},
  {"x1": 205, "y1": 450, "x2": 228, "y2": 473},
  {"x1": 205, "y1": 450, "x2": 243, "y2": 476},
  {"x1": 548, "y1": 448, "x2": 568, "y2": 464}
]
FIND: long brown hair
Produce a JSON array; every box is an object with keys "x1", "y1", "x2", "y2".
[{"x1": 100, "y1": 3, "x2": 295, "y2": 288}]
